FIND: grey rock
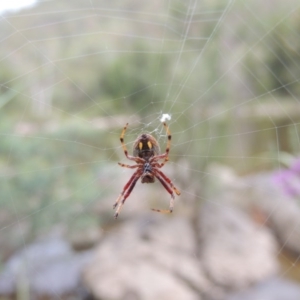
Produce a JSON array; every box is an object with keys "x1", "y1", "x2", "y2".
[
  {"x1": 0, "y1": 238, "x2": 93, "y2": 297},
  {"x1": 227, "y1": 277, "x2": 300, "y2": 300},
  {"x1": 199, "y1": 204, "x2": 279, "y2": 291},
  {"x1": 248, "y1": 173, "x2": 300, "y2": 255},
  {"x1": 206, "y1": 164, "x2": 300, "y2": 256},
  {"x1": 83, "y1": 208, "x2": 278, "y2": 300},
  {"x1": 83, "y1": 215, "x2": 208, "y2": 300}
]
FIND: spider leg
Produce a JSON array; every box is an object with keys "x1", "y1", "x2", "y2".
[
  {"x1": 120, "y1": 123, "x2": 144, "y2": 163},
  {"x1": 118, "y1": 162, "x2": 140, "y2": 169},
  {"x1": 154, "y1": 168, "x2": 181, "y2": 196},
  {"x1": 163, "y1": 121, "x2": 171, "y2": 156},
  {"x1": 113, "y1": 169, "x2": 140, "y2": 210},
  {"x1": 152, "y1": 157, "x2": 169, "y2": 168},
  {"x1": 150, "y1": 122, "x2": 171, "y2": 165},
  {"x1": 151, "y1": 171, "x2": 175, "y2": 214},
  {"x1": 114, "y1": 171, "x2": 141, "y2": 218}
]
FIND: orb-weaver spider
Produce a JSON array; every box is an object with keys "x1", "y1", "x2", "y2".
[{"x1": 113, "y1": 122, "x2": 181, "y2": 218}]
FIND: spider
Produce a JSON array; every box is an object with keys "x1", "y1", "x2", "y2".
[{"x1": 113, "y1": 122, "x2": 181, "y2": 218}]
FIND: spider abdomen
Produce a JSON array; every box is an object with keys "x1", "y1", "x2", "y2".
[{"x1": 133, "y1": 134, "x2": 160, "y2": 161}]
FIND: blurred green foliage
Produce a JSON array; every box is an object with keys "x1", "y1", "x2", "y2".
[
  {"x1": 0, "y1": 116, "x2": 114, "y2": 245},
  {"x1": 244, "y1": 18, "x2": 300, "y2": 96}
]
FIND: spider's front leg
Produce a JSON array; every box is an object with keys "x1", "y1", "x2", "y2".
[
  {"x1": 113, "y1": 169, "x2": 139, "y2": 210},
  {"x1": 113, "y1": 170, "x2": 141, "y2": 218},
  {"x1": 151, "y1": 171, "x2": 175, "y2": 214},
  {"x1": 155, "y1": 168, "x2": 181, "y2": 196}
]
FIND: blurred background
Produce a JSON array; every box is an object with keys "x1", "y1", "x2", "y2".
[{"x1": 1, "y1": 0, "x2": 300, "y2": 299}]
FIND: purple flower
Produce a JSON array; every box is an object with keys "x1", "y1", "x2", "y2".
[
  {"x1": 291, "y1": 158, "x2": 300, "y2": 174},
  {"x1": 273, "y1": 169, "x2": 300, "y2": 197}
]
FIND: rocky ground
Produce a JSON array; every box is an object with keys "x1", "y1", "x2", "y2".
[
  {"x1": 1, "y1": 166, "x2": 300, "y2": 300},
  {"x1": 83, "y1": 203, "x2": 278, "y2": 300}
]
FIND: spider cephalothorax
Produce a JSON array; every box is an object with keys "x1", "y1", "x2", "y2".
[
  {"x1": 113, "y1": 122, "x2": 181, "y2": 218},
  {"x1": 141, "y1": 161, "x2": 154, "y2": 183}
]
